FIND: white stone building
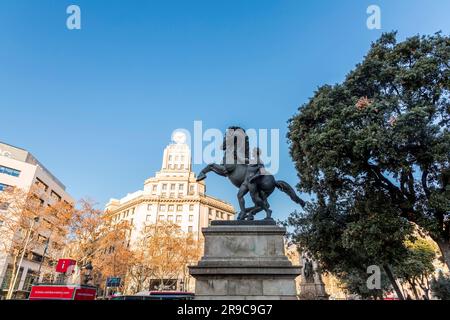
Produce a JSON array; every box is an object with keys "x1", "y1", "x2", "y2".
[{"x1": 0, "y1": 142, "x2": 74, "y2": 298}]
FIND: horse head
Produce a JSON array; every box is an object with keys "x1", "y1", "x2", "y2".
[{"x1": 222, "y1": 126, "x2": 250, "y2": 165}]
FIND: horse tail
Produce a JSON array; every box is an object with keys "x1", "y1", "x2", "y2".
[{"x1": 275, "y1": 180, "x2": 305, "y2": 207}]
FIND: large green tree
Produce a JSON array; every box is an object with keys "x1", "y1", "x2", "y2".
[{"x1": 287, "y1": 32, "x2": 449, "y2": 297}]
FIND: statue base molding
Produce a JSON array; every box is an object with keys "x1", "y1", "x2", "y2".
[{"x1": 189, "y1": 221, "x2": 301, "y2": 300}]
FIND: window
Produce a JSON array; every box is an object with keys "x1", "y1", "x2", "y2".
[
  {"x1": 189, "y1": 185, "x2": 195, "y2": 194},
  {"x1": 0, "y1": 202, "x2": 10, "y2": 211},
  {"x1": 35, "y1": 178, "x2": 48, "y2": 192},
  {"x1": 189, "y1": 215, "x2": 194, "y2": 222},
  {"x1": 0, "y1": 183, "x2": 12, "y2": 192},
  {"x1": 23, "y1": 270, "x2": 38, "y2": 292},
  {"x1": 152, "y1": 185, "x2": 157, "y2": 192},
  {"x1": 176, "y1": 215, "x2": 182, "y2": 222},
  {"x1": 50, "y1": 191, "x2": 61, "y2": 202},
  {"x1": 178, "y1": 184, "x2": 184, "y2": 191},
  {"x1": 168, "y1": 215, "x2": 173, "y2": 222},
  {"x1": 161, "y1": 192, "x2": 167, "y2": 198},
  {"x1": 189, "y1": 205, "x2": 194, "y2": 211},
  {"x1": 168, "y1": 155, "x2": 172, "y2": 161},
  {"x1": 131, "y1": 208, "x2": 135, "y2": 214},
  {"x1": 162, "y1": 184, "x2": 167, "y2": 191},
  {"x1": 168, "y1": 205, "x2": 174, "y2": 211},
  {"x1": 37, "y1": 234, "x2": 48, "y2": 244},
  {"x1": 1, "y1": 265, "x2": 23, "y2": 290},
  {"x1": 188, "y1": 226, "x2": 193, "y2": 233},
  {"x1": 30, "y1": 253, "x2": 43, "y2": 263},
  {"x1": 170, "y1": 184, "x2": 176, "y2": 191},
  {"x1": 0, "y1": 165, "x2": 20, "y2": 177},
  {"x1": 177, "y1": 205, "x2": 183, "y2": 211},
  {"x1": 147, "y1": 204, "x2": 152, "y2": 210},
  {"x1": 159, "y1": 205, "x2": 166, "y2": 212},
  {"x1": 181, "y1": 156, "x2": 185, "y2": 161},
  {"x1": 158, "y1": 215, "x2": 165, "y2": 221}
]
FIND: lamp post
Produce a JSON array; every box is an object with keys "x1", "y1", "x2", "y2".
[
  {"x1": 6, "y1": 216, "x2": 39, "y2": 300},
  {"x1": 36, "y1": 230, "x2": 53, "y2": 284}
]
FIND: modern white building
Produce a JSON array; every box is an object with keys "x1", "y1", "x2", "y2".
[{"x1": 0, "y1": 142, "x2": 74, "y2": 298}]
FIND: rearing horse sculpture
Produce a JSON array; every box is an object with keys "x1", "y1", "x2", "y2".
[{"x1": 196, "y1": 126, "x2": 305, "y2": 221}]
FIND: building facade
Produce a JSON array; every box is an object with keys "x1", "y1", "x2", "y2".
[
  {"x1": 104, "y1": 132, "x2": 235, "y2": 291},
  {"x1": 0, "y1": 142, "x2": 74, "y2": 298}
]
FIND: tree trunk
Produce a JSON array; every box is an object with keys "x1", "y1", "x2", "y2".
[
  {"x1": 408, "y1": 279, "x2": 420, "y2": 300},
  {"x1": 383, "y1": 264, "x2": 405, "y2": 300},
  {"x1": 6, "y1": 254, "x2": 18, "y2": 299},
  {"x1": 436, "y1": 239, "x2": 450, "y2": 270}
]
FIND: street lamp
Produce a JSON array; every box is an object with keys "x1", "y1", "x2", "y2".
[{"x1": 6, "y1": 217, "x2": 39, "y2": 300}]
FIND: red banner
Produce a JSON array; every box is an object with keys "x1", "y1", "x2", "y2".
[
  {"x1": 29, "y1": 286, "x2": 97, "y2": 300},
  {"x1": 29, "y1": 286, "x2": 75, "y2": 300}
]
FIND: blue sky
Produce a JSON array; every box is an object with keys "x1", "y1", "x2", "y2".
[{"x1": 1, "y1": 0, "x2": 449, "y2": 220}]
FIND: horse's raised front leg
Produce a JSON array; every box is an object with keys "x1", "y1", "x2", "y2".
[
  {"x1": 236, "y1": 184, "x2": 249, "y2": 220},
  {"x1": 197, "y1": 163, "x2": 228, "y2": 181}
]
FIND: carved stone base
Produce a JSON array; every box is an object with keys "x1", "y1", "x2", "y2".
[
  {"x1": 298, "y1": 283, "x2": 329, "y2": 300},
  {"x1": 189, "y1": 221, "x2": 301, "y2": 300}
]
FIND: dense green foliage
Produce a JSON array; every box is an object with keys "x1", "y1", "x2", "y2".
[{"x1": 287, "y1": 32, "x2": 449, "y2": 298}]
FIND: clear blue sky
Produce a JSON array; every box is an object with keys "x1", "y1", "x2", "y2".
[{"x1": 1, "y1": 1, "x2": 449, "y2": 220}]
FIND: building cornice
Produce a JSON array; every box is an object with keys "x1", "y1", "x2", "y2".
[{"x1": 105, "y1": 194, "x2": 235, "y2": 216}]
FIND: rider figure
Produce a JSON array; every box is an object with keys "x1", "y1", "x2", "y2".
[{"x1": 245, "y1": 147, "x2": 266, "y2": 194}]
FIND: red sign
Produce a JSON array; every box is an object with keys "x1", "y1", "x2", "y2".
[
  {"x1": 29, "y1": 285, "x2": 97, "y2": 300},
  {"x1": 74, "y1": 287, "x2": 97, "y2": 300},
  {"x1": 29, "y1": 286, "x2": 75, "y2": 300},
  {"x1": 55, "y1": 259, "x2": 77, "y2": 273}
]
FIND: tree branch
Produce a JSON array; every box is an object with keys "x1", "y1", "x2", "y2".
[{"x1": 421, "y1": 168, "x2": 431, "y2": 199}]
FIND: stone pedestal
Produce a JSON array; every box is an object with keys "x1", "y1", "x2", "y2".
[{"x1": 189, "y1": 220, "x2": 301, "y2": 300}]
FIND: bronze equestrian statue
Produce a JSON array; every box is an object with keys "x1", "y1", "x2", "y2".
[{"x1": 196, "y1": 126, "x2": 305, "y2": 221}]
